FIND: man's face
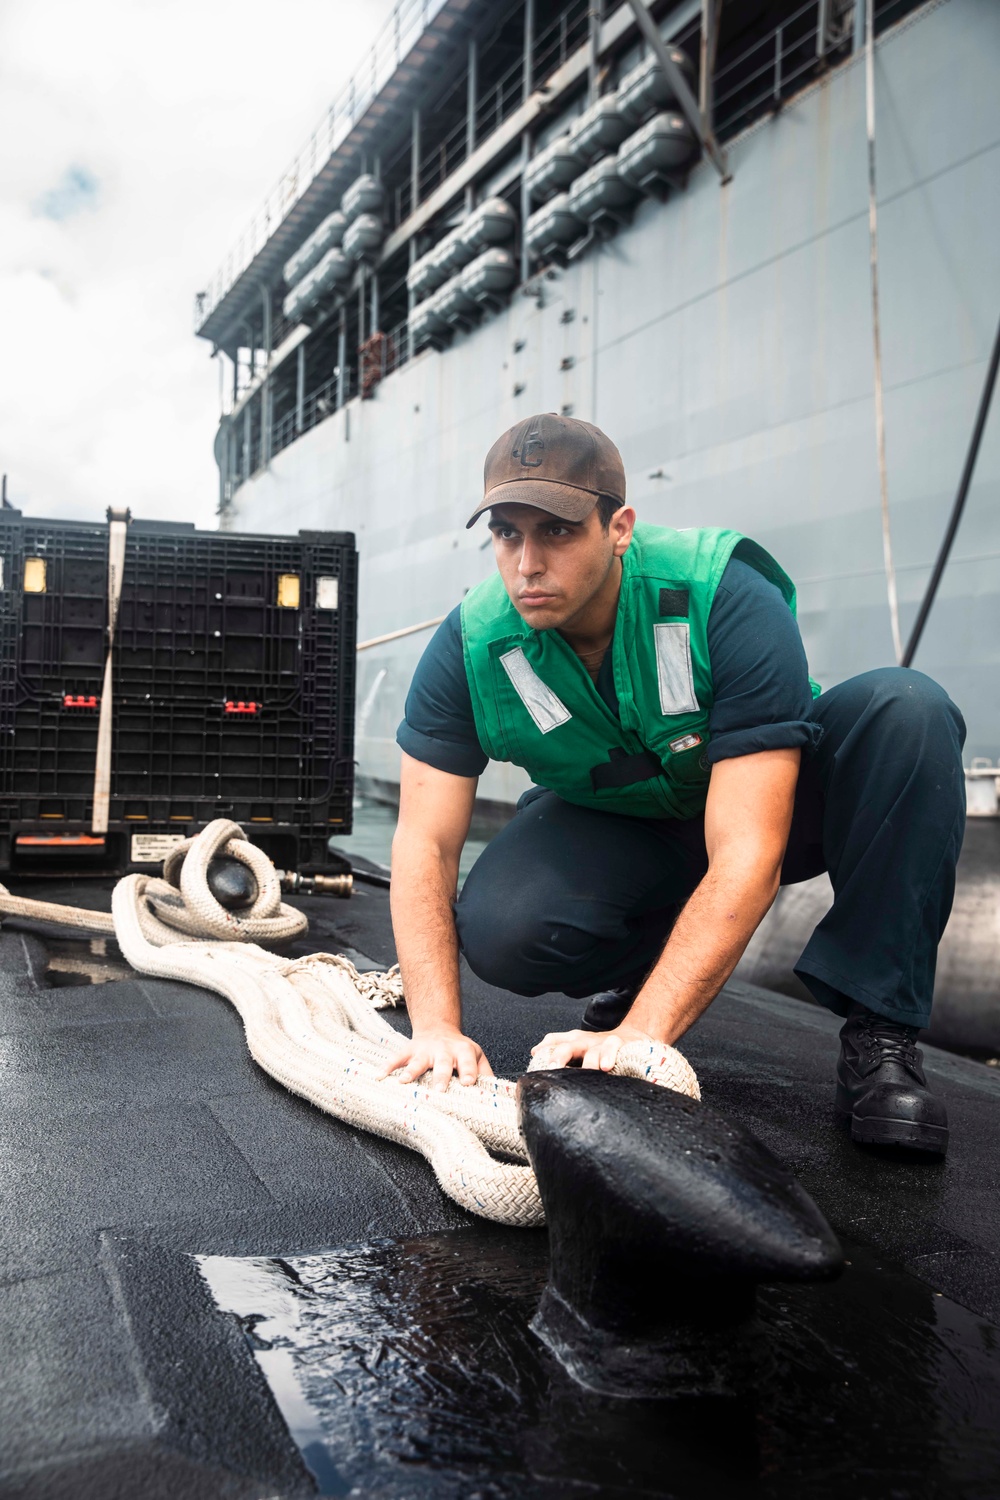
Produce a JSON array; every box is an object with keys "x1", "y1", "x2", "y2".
[{"x1": 488, "y1": 501, "x2": 634, "y2": 632}]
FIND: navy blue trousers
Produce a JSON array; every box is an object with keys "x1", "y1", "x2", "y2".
[{"x1": 456, "y1": 669, "x2": 966, "y2": 1030}]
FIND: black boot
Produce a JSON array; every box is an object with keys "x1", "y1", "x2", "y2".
[
  {"x1": 836, "y1": 1004, "x2": 948, "y2": 1156},
  {"x1": 580, "y1": 983, "x2": 639, "y2": 1033}
]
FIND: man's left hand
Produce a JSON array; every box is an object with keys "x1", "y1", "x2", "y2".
[{"x1": 530, "y1": 1022, "x2": 654, "y2": 1073}]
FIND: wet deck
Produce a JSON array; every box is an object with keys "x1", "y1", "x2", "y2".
[{"x1": 2, "y1": 874, "x2": 999, "y2": 1498}]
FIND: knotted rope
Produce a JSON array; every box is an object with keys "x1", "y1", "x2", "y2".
[{"x1": 0, "y1": 820, "x2": 700, "y2": 1226}]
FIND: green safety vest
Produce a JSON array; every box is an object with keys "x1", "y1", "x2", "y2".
[{"x1": 461, "y1": 522, "x2": 819, "y2": 820}]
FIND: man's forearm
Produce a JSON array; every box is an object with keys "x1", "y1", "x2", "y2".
[
  {"x1": 389, "y1": 834, "x2": 464, "y2": 1033},
  {"x1": 627, "y1": 855, "x2": 780, "y2": 1045}
]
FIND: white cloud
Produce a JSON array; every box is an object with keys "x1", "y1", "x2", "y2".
[{"x1": 0, "y1": 0, "x2": 396, "y2": 525}]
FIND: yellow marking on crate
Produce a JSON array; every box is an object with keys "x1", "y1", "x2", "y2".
[
  {"x1": 277, "y1": 574, "x2": 301, "y2": 608},
  {"x1": 23, "y1": 558, "x2": 47, "y2": 593}
]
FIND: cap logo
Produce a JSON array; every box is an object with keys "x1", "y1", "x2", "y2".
[{"x1": 511, "y1": 425, "x2": 544, "y2": 468}]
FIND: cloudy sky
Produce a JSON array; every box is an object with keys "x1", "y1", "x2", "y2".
[{"x1": 0, "y1": 0, "x2": 395, "y2": 527}]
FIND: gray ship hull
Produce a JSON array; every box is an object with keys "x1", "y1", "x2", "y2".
[{"x1": 227, "y1": 0, "x2": 1000, "y2": 807}]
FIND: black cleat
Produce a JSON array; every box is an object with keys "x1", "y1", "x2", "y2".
[
  {"x1": 836, "y1": 1006, "x2": 948, "y2": 1156},
  {"x1": 580, "y1": 985, "x2": 638, "y2": 1033}
]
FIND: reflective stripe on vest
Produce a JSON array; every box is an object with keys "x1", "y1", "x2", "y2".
[
  {"x1": 499, "y1": 647, "x2": 572, "y2": 733},
  {"x1": 653, "y1": 622, "x2": 698, "y2": 715}
]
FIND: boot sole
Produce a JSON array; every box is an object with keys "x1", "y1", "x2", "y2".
[{"x1": 834, "y1": 1106, "x2": 948, "y2": 1156}]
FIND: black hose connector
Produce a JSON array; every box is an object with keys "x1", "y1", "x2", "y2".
[{"x1": 278, "y1": 870, "x2": 353, "y2": 898}]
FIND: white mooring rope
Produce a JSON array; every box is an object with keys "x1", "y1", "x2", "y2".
[{"x1": 0, "y1": 820, "x2": 700, "y2": 1226}]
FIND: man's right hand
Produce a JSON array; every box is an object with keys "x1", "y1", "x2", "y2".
[
  {"x1": 389, "y1": 755, "x2": 486, "y2": 1092},
  {"x1": 381, "y1": 1026, "x2": 495, "y2": 1091}
]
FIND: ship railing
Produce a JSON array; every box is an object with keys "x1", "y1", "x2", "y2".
[
  {"x1": 409, "y1": 0, "x2": 591, "y2": 221},
  {"x1": 260, "y1": 316, "x2": 411, "y2": 468},
  {"x1": 712, "y1": 0, "x2": 843, "y2": 135},
  {"x1": 392, "y1": 180, "x2": 413, "y2": 233},
  {"x1": 473, "y1": 47, "x2": 529, "y2": 149},
  {"x1": 269, "y1": 308, "x2": 298, "y2": 357},
  {"x1": 417, "y1": 111, "x2": 472, "y2": 205},
  {"x1": 714, "y1": 0, "x2": 918, "y2": 142},
  {"x1": 195, "y1": 0, "x2": 450, "y2": 332},
  {"x1": 382, "y1": 318, "x2": 412, "y2": 379},
  {"x1": 270, "y1": 411, "x2": 297, "y2": 461},
  {"x1": 714, "y1": 0, "x2": 834, "y2": 136},
  {"x1": 268, "y1": 367, "x2": 358, "y2": 463},
  {"x1": 531, "y1": 0, "x2": 590, "y2": 89}
]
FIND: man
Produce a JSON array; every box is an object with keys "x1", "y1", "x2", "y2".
[{"x1": 385, "y1": 414, "x2": 965, "y2": 1156}]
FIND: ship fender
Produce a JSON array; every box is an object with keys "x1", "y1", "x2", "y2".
[
  {"x1": 310, "y1": 247, "x2": 352, "y2": 298},
  {"x1": 283, "y1": 209, "x2": 347, "y2": 289},
  {"x1": 343, "y1": 212, "x2": 384, "y2": 262},
  {"x1": 407, "y1": 247, "x2": 445, "y2": 301},
  {"x1": 569, "y1": 94, "x2": 631, "y2": 164},
  {"x1": 618, "y1": 112, "x2": 698, "y2": 194},
  {"x1": 459, "y1": 195, "x2": 517, "y2": 255},
  {"x1": 283, "y1": 246, "x2": 351, "y2": 319},
  {"x1": 341, "y1": 172, "x2": 384, "y2": 223},
  {"x1": 568, "y1": 157, "x2": 639, "y2": 229},
  {"x1": 410, "y1": 294, "x2": 451, "y2": 349},
  {"x1": 283, "y1": 270, "x2": 318, "y2": 323},
  {"x1": 525, "y1": 193, "x2": 585, "y2": 265},
  {"x1": 617, "y1": 48, "x2": 696, "y2": 125},
  {"x1": 459, "y1": 247, "x2": 517, "y2": 308},
  {"x1": 525, "y1": 134, "x2": 586, "y2": 205},
  {"x1": 518, "y1": 1068, "x2": 843, "y2": 1397},
  {"x1": 436, "y1": 272, "x2": 479, "y2": 328},
  {"x1": 436, "y1": 224, "x2": 475, "y2": 279}
]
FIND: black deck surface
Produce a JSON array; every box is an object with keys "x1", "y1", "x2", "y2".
[{"x1": 1, "y1": 875, "x2": 999, "y2": 1498}]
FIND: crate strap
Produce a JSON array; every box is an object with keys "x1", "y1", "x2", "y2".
[{"x1": 91, "y1": 507, "x2": 130, "y2": 835}]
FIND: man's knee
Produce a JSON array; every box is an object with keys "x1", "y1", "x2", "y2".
[
  {"x1": 841, "y1": 667, "x2": 965, "y2": 748},
  {"x1": 867, "y1": 664, "x2": 953, "y2": 709},
  {"x1": 456, "y1": 883, "x2": 602, "y2": 995}
]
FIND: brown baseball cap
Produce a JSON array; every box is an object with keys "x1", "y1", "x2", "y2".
[{"x1": 465, "y1": 413, "x2": 626, "y2": 528}]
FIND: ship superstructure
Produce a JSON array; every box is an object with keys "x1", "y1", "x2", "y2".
[{"x1": 195, "y1": 0, "x2": 1000, "y2": 811}]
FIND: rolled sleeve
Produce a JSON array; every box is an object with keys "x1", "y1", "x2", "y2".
[
  {"x1": 396, "y1": 720, "x2": 488, "y2": 777},
  {"x1": 705, "y1": 718, "x2": 824, "y2": 764}
]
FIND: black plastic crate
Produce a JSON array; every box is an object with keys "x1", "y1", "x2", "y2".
[{"x1": 0, "y1": 513, "x2": 357, "y2": 875}]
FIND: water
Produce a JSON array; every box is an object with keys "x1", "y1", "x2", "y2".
[
  {"x1": 199, "y1": 1228, "x2": 1000, "y2": 1500},
  {"x1": 39, "y1": 935, "x2": 132, "y2": 987},
  {"x1": 330, "y1": 797, "x2": 494, "y2": 884}
]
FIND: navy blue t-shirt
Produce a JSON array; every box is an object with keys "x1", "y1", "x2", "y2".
[{"x1": 396, "y1": 558, "x2": 822, "y2": 778}]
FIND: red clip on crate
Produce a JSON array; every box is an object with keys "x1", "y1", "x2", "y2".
[
  {"x1": 224, "y1": 700, "x2": 260, "y2": 714},
  {"x1": 63, "y1": 695, "x2": 100, "y2": 709}
]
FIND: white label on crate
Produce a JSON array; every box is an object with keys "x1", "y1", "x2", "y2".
[
  {"x1": 316, "y1": 576, "x2": 339, "y2": 610},
  {"x1": 131, "y1": 833, "x2": 187, "y2": 865}
]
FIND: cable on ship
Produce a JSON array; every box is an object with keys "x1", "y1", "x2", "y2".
[{"x1": 902, "y1": 310, "x2": 1000, "y2": 668}]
